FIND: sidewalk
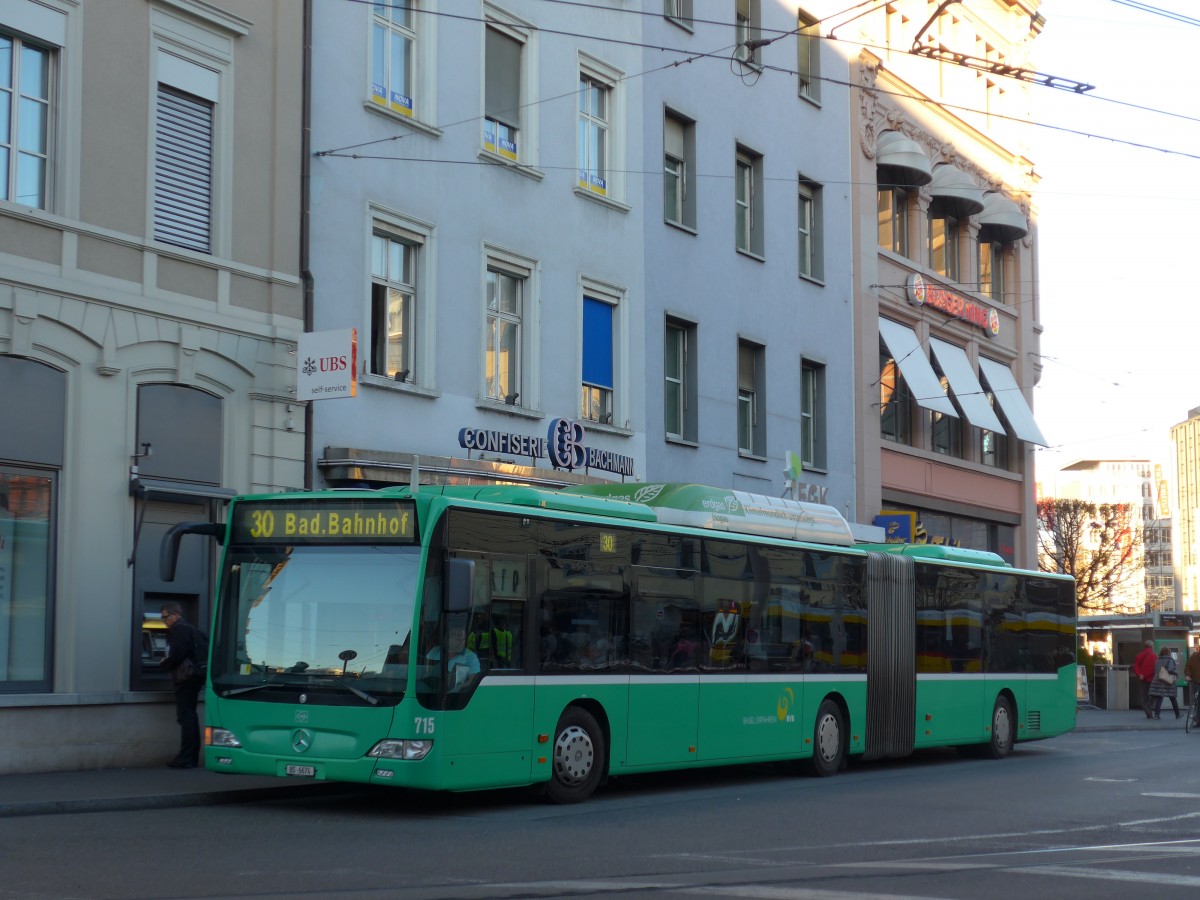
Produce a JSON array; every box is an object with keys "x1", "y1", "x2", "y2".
[
  {"x1": 0, "y1": 763, "x2": 356, "y2": 818},
  {"x1": 0, "y1": 706, "x2": 1190, "y2": 818}
]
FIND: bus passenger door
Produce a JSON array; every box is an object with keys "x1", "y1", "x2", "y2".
[
  {"x1": 436, "y1": 554, "x2": 536, "y2": 790},
  {"x1": 626, "y1": 593, "x2": 699, "y2": 768}
]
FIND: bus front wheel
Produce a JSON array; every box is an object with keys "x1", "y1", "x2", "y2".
[
  {"x1": 809, "y1": 699, "x2": 845, "y2": 777},
  {"x1": 545, "y1": 707, "x2": 606, "y2": 804},
  {"x1": 986, "y1": 695, "x2": 1015, "y2": 759}
]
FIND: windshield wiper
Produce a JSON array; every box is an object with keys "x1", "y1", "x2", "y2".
[
  {"x1": 221, "y1": 673, "x2": 380, "y2": 705},
  {"x1": 317, "y1": 677, "x2": 380, "y2": 706},
  {"x1": 223, "y1": 677, "x2": 294, "y2": 697}
]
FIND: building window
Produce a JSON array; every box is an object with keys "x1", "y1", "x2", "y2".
[
  {"x1": 576, "y1": 55, "x2": 624, "y2": 202},
  {"x1": 0, "y1": 468, "x2": 54, "y2": 691},
  {"x1": 801, "y1": 360, "x2": 826, "y2": 470},
  {"x1": 979, "y1": 238, "x2": 1003, "y2": 300},
  {"x1": 370, "y1": 228, "x2": 417, "y2": 383},
  {"x1": 734, "y1": 0, "x2": 760, "y2": 66},
  {"x1": 736, "y1": 147, "x2": 763, "y2": 256},
  {"x1": 577, "y1": 73, "x2": 608, "y2": 195},
  {"x1": 664, "y1": 110, "x2": 696, "y2": 229},
  {"x1": 0, "y1": 355, "x2": 65, "y2": 694},
  {"x1": 929, "y1": 365, "x2": 961, "y2": 457},
  {"x1": 664, "y1": 0, "x2": 693, "y2": 27},
  {"x1": 370, "y1": 1, "x2": 417, "y2": 118},
  {"x1": 929, "y1": 214, "x2": 958, "y2": 280},
  {"x1": 880, "y1": 338, "x2": 912, "y2": 445},
  {"x1": 485, "y1": 265, "x2": 523, "y2": 405},
  {"x1": 153, "y1": 84, "x2": 214, "y2": 253},
  {"x1": 665, "y1": 318, "x2": 697, "y2": 442},
  {"x1": 581, "y1": 295, "x2": 615, "y2": 425},
  {"x1": 483, "y1": 14, "x2": 528, "y2": 164},
  {"x1": 797, "y1": 177, "x2": 823, "y2": 280},
  {"x1": 738, "y1": 339, "x2": 765, "y2": 456},
  {"x1": 877, "y1": 187, "x2": 908, "y2": 256},
  {"x1": 1, "y1": 31, "x2": 53, "y2": 209},
  {"x1": 981, "y1": 390, "x2": 1009, "y2": 470},
  {"x1": 796, "y1": 10, "x2": 820, "y2": 102}
]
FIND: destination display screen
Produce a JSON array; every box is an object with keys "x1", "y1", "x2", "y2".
[{"x1": 231, "y1": 499, "x2": 416, "y2": 544}]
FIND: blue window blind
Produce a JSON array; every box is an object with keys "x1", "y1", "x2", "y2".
[{"x1": 582, "y1": 297, "x2": 613, "y2": 389}]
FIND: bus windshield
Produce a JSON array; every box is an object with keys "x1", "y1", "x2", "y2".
[{"x1": 212, "y1": 544, "x2": 421, "y2": 702}]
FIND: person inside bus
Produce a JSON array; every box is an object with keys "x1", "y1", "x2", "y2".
[
  {"x1": 426, "y1": 626, "x2": 480, "y2": 689},
  {"x1": 669, "y1": 624, "x2": 700, "y2": 670},
  {"x1": 468, "y1": 613, "x2": 514, "y2": 667},
  {"x1": 790, "y1": 635, "x2": 816, "y2": 673},
  {"x1": 579, "y1": 629, "x2": 610, "y2": 669}
]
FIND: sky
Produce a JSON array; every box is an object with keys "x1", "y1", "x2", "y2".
[{"x1": 1028, "y1": 0, "x2": 1200, "y2": 475}]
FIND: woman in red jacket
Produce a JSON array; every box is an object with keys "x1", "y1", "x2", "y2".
[{"x1": 1133, "y1": 640, "x2": 1158, "y2": 719}]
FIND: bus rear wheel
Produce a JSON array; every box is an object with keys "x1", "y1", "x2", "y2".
[
  {"x1": 809, "y1": 699, "x2": 845, "y2": 777},
  {"x1": 986, "y1": 695, "x2": 1015, "y2": 759},
  {"x1": 544, "y1": 707, "x2": 605, "y2": 804}
]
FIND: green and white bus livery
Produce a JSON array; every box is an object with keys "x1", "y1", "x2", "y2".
[{"x1": 161, "y1": 482, "x2": 1076, "y2": 803}]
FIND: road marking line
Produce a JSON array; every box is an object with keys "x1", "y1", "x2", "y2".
[
  {"x1": 1143, "y1": 792, "x2": 1200, "y2": 799},
  {"x1": 514, "y1": 882, "x2": 953, "y2": 900},
  {"x1": 1012, "y1": 866, "x2": 1200, "y2": 887},
  {"x1": 688, "y1": 887, "x2": 953, "y2": 899}
]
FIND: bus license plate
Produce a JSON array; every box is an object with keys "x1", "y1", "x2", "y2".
[{"x1": 285, "y1": 764, "x2": 315, "y2": 777}]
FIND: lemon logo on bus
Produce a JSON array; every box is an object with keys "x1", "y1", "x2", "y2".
[{"x1": 777, "y1": 687, "x2": 794, "y2": 721}]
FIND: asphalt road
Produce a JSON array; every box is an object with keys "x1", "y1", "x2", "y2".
[{"x1": 2, "y1": 728, "x2": 1199, "y2": 900}]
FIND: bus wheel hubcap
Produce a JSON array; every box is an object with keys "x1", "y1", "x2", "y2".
[
  {"x1": 995, "y1": 706, "x2": 1011, "y2": 748},
  {"x1": 817, "y1": 714, "x2": 839, "y2": 762},
  {"x1": 554, "y1": 725, "x2": 594, "y2": 785}
]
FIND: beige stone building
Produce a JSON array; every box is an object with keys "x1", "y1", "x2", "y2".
[
  {"x1": 0, "y1": 0, "x2": 303, "y2": 772},
  {"x1": 1046, "y1": 458, "x2": 1173, "y2": 614},
  {"x1": 830, "y1": 0, "x2": 1049, "y2": 566},
  {"x1": 1171, "y1": 408, "x2": 1200, "y2": 611}
]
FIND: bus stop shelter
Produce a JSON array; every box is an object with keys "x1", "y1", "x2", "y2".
[{"x1": 1078, "y1": 613, "x2": 1196, "y2": 710}]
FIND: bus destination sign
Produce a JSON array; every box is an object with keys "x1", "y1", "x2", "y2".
[{"x1": 232, "y1": 500, "x2": 415, "y2": 544}]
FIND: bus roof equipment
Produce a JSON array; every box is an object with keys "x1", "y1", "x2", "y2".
[{"x1": 563, "y1": 482, "x2": 857, "y2": 547}]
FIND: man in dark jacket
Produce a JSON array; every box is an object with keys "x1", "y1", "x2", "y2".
[
  {"x1": 1133, "y1": 640, "x2": 1158, "y2": 720},
  {"x1": 159, "y1": 602, "x2": 205, "y2": 768}
]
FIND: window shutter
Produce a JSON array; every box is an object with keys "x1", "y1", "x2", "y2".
[
  {"x1": 485, "y1": 27, "x2": 521, "y2": 127},
  {"x1": 664, "y1": 115, "x2": 684, "y2": 159},
  {"x1": 738, "y1": 344, "x2": 755, "y2": 391},
  {"x1": 154, "y1": 86, "x2": 213, "y2": 253},
  {"x1": 582, "y1": 297, "x2": 614, "y2": 390}
]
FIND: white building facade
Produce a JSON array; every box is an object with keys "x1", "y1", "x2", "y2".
[
  {"x1": 636, "y1": 4, "x2": 856, "y2": 509},
  {"x1": 307, "y1": 0, "x2": 648, "y2": 491}
]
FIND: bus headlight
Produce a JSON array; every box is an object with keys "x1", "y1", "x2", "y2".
[
  {"x1": 367, "y1": 739, "x2": 432, "y2": 761},
  {"x1": 206, "y1": 727, "x2": 242, "y2": 748}
]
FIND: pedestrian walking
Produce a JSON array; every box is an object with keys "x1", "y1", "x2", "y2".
[
  {"x1": 1148, "y1": 646, "x2": 1181, "y2": 720},
  {"x1": 1133, "y1": 639, "x2": 1158, "y2": 719},
  {"x1": 159, "y1": 602, "x2": 208, "y2": 768}
]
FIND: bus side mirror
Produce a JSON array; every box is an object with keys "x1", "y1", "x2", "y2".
[
  {"x1": 445, "y1": 558, "x2": 475, "y2": 613},
  {"x1": 160, "y1": 522, "x2": 226, "y2": 582}
]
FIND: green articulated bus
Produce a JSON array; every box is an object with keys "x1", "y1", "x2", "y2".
[{"x1": 161, "y1": 482, "x2": 1077, "y2": 803}]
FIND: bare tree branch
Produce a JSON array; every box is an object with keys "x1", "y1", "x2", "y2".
[{"x1": 1037, "y1": 498, "x2": 1143, "y2": 614}]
